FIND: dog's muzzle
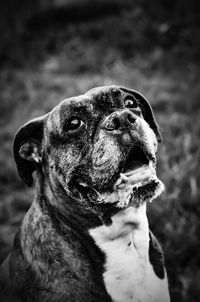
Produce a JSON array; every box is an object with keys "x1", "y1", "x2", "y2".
[
  {"x1": 102, "y1": 109, "x2": 137, "y2": 132},
  {"x1": 76, "y1": 109, "x2": 164, "y2": 210}
]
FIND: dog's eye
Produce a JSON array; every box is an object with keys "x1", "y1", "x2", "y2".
[
  {"x1": 66, "y1": 117, "x2": 84, "y2": 131},
  {"x1": 124, "y1": 97, "x2": 137, "y2": 109},
  {"x1": 124, "y1": 97, "x2": 142, "y2": 116}
]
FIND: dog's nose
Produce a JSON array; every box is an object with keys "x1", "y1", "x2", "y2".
[{"x1": 103, "y1": 110, "x2": 137, "y2": 131}]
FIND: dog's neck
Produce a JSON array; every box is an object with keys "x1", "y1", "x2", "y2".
[
  {"x1": 18, "y1": 176, "x2": 106, "y2": 280},
  {"x1": 38, "y1": 174, "x2": 151, "y2": 271},
  {"x1": 88, "y1": 204, "x2": 171, "y2": 302},
  {"x1": 88, "y1": 204, "x2": 154, "y2": 302},
  {"x1": 89, "y1": 203, "x2": 149, "y2": 258}
]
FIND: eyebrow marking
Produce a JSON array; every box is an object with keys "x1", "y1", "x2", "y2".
[{"x1": 49, "y1": 131, "x2": 67, "y2": 147}]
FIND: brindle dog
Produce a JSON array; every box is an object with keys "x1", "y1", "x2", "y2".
[{"x1": 0, "y1": 86, "x2": 170, "y2": 302}]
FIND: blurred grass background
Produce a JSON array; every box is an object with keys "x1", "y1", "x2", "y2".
[{"x1": 0, "y1": 0, "x2": 200, "y2": 301}]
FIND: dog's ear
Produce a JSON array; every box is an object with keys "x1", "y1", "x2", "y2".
[
  {"x1": 120, "y1": 87, "x2": 162, "y2": 142},
  {"x1": 13, "y1": 115, "x2": 47, "y2": 186}
]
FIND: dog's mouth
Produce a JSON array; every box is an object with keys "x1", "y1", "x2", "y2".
[
  {"x1": 75, "y1": 143, "x2": 164, "y2": 210},
  {"x1": 118, "y1": 144, "x2": 156, "y2": 189},
  {"x1": 111, "y1": 144, "x2": 164, "y2": 208},
  {"x1": 122, "y1": 145, "x2": 153, "y2": 174}
]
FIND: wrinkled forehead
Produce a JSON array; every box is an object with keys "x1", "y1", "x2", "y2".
[
  {"x1": 60, "y1": 86, "x2": 123, "y2": 113},
  {"x1": 86, "y1": 86, "x2": 123, "y2": 110},
  {"x1": 47, "y1": 86, "x2": 124, "y2": 130}
]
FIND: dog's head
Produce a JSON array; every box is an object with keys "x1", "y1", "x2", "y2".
[{"x1": 14, "y1": 86, "x2": 164, "y2": 224}]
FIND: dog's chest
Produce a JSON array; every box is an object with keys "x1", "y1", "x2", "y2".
[{"x1": 89, "y1": 206, "x2": 169, "y2": 302}]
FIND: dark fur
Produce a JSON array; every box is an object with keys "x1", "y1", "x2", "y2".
[{"x1": 0, "y1": 86, "x2": 165, "y2": 302}]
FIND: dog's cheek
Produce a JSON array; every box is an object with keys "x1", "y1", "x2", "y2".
[
  {"x1": 46, "y1": 147, "x2": 81, "y2": 191},
  {"x1": 91, "y1": 132, "x2": 122, "y2": 187},
  {"x1": 137, "y1": 119, "x2": 158, "y2": 154}
]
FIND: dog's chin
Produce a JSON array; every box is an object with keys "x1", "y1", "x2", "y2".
[
  {"x1": 75, "y1": 163, "x2": 164, "y2": 208},
  {"x1": 117, "y1": 171, "x2": 164, "y2": 208},
  {"x1": 100, "y1": 163, "x2": 164, "y2": 209},
  {"x1": 98, "y1": 143, "x2": 164, "y2": 209}
]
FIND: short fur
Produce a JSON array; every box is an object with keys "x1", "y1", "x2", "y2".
[{"x1": 0, "y1": 86, "x2": 170, "y2": 302}]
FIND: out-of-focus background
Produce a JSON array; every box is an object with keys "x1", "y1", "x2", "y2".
[{"x1": 0, "y1": 0, "x2": 199, "y2": 301}]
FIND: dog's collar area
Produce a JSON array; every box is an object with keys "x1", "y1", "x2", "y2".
[
  {"x1": 39, "y1": 193, "x2": 106, "y2": 230},
  {"x1": 88, "y1": 205, "x2": 169, "y2": 302}
]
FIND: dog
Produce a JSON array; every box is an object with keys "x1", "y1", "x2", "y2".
[{"x1": 0, "y1": 85, "x2": 170, "y2": 302}]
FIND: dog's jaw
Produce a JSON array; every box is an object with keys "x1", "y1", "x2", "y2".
[
  {"x1": 73, "y1": 138, "x2": 164, "y2": 225},
  {"x1": 92, "y1": 164, "x2": 164, "y2": 209},
  {"x1": 75, "y1": 161, "x2": 164, "y2": 227},
  {"x1": 114, "y1": 162, "x2": 164, "y2": 208}
]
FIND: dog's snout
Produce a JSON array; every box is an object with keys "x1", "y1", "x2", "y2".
[{"x1": 103, "y1": 110, "x2": 137, "y2": 131}]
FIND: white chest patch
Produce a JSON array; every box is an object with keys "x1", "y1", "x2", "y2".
[{"x1": 89, "y1": 205, "x2": 170, "y2": 302}]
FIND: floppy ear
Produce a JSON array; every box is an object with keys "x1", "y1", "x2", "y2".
[
  {"x1": 13, "y1": 115, "x2": 47, "y2": 187},
  {"x1": 120, "y1": 87, "x2": 162, "y2": 142}
]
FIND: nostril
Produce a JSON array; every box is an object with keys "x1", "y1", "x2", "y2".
[
  {"x1": 127, "y1": 113, "x2": 136, "y2": 124},
  {"x1": 104, "y1": 111, "x2": 136, "y2": 131},
  {"x1": 106, "y1": 117, "x2": 120, "y2": 131},
  {"x1": 113, "y1": 117, "x2": 120, "y2": 130}
]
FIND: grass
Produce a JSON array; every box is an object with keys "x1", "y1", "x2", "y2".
[{"x1": 0, "y1": 1, "x2": 200, "y2": 301}]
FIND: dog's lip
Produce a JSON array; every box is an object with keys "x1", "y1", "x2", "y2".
[{"x1": 115, "y1": 162, "x2": 156, "y2": 188}]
